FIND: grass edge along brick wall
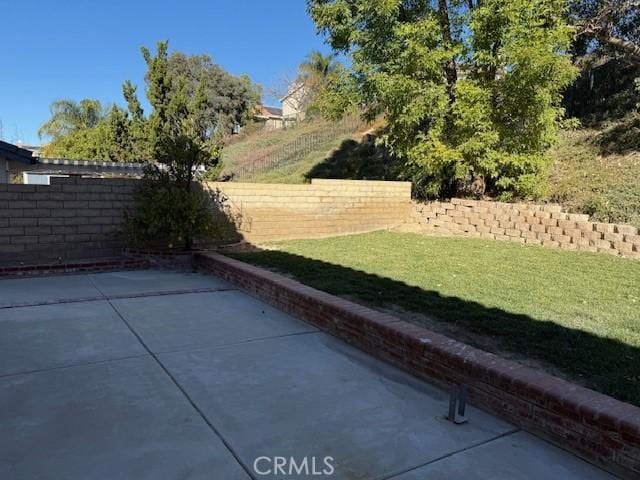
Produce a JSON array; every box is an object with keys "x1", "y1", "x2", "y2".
[
  {"x1": 404, "y1": 198, "x2": 640, "y2": 260},
  {"x1": 196, "y1": 251, "x2": 640, "y2": 480}
]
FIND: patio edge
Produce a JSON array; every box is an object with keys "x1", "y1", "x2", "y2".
[
  {"x1": 196, "y1": 251, "x2": 640, "y2": 479},
  {"x1": 0, "y1": 257, "x2": 149, "y2": 278}
]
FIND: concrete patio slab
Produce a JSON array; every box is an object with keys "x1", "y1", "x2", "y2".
[
  {"x1": 0, "y1": 356, "x2": 250, "y2": 480},
  {"x1": 88, "y1": 269, "x2": 230, "y2": 296},
  {"x1": 112, "y1": 290, "x2": 317, "y2": 353},
  {"x1": 390, "y1": 430, "x2": 615, "y2": 480},
  {"x1": 0, "y1": 300, "x2": 146, "y2": 376},
  {"x1": 0, "y1": 269, "x2": 616, "y2": 479},
  {"x1": 159, "y1": 333, "x2": 515, "y2": 480},
  {"x1": 0, "y1": 274, "x2": 101, "y2": 307}
]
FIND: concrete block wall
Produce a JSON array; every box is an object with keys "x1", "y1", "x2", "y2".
[
  {"x1": 0, "y1": 177, "x2": 138, "y2": 266},
  {"x1": 407, "y1": 198, "x2": 640, "y2": 259},
  {"x1": 206, "y1": 179, "x2": 412, "y2": 243}
]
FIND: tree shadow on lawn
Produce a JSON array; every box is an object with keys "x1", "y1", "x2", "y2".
[{"x1": 229, "y1": 249, "x2": 640, "y2": 407}]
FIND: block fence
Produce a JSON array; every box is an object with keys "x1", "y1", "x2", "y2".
[
  {"x1": 405, "y1": 198, "x2": 640, "y2": 259},
  {"x1": 0, "y1": 177, "x2": 138, "y2": 266},
  {"x1": 4, "y1": 177, "x2": 639, "y2": 265},
  {"x1": 196, "y1": 251, "x2": 640, "y2": 479},
  {"x1": 206, "y1": 179, "x2": 412, "y2": 242}
]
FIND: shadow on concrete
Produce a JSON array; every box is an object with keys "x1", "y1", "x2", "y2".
[{"x1": 222, "y1": 247, "x2": 640, "y2": 407}]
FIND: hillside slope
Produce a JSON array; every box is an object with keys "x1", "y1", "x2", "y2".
[
  {"x1": 548, "y1": 116, "x2": 640, "y2": 228},
  {"x1": 221, "y1": 117, "x2": 364, "y2": 182},
  {"x1": 221, "y1": 115, "x2": 640, "y2": 227}
]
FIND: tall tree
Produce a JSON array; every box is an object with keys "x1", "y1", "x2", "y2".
[
  {"x1": 123, "y1": 41, "x2": 224, "y2": 250},
  {"x1": 165, "y1": 52, "x2": 262, "y2": 134},
  {"x1": 299, "y1": 50, "x2": 338, "y2": 81},
  {"x1": 104, "y1": 105, "x2": 133, "y2": 161},
  {"x1": 38, "y1": 99, "x2": 106, "y2": 140},
  {"x1": 39, "y1": 49, "x2": 259, "y2": 161},
  {"x1": 308, "y1": 0, "x2": 578, "y2": 199},
  {"x1": 140, "y1": 41, "x2": 222, "y2": 190},
  {"x1": 122, "y1": 80, "x2": 152, "y2": 159}
]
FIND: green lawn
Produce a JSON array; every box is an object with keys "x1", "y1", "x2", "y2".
[{"x1": 229, "y1": 231, "x2": 640, "y2": 406}]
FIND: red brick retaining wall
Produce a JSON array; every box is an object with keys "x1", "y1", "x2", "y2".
[
  {"x1": 0, "y1": 257, "x2": 148, "y2": 278},
  {"x1": 406, "y1": 199, "x2": 640, "y2": 259},
  {"x1": 196, "y1": 251, "x2": 640, "y2": 479}
]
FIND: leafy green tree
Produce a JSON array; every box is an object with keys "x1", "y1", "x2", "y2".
[
  {"x1": 39, "y1": 49, "x2": 259, "y2": 161},
  {"x1": 122, "y1": 80, "x2": 153, "y2": 159},
  {"x1": 124, "y1": 41, "x2": 224, "y2": 250},
  {"x1": 38, "y1": 99, "x2": 106, "y2": 141},
  {"x1": 166, "y1": 52, "x2": 262, "y2": 134},
  {"x1": 104, "y1": 106, "x2": 133, "y2": 160},
  {"x1": 308, "y1": 0, "x2": 578, "y2": 199},
  {"x1": 42, "y1": 105, "x2": 142, "y2": 161},
  {"x1": 311, "y1": 63, "x2": 360, "y2": 119},
  {"x1": 41, "y1": 124, "x2": 109, "y2": 159},
  {"x1": 140, "y1": 41, "x2": 222, "y2": 189}
]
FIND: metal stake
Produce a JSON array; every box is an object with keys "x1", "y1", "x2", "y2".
[{"x1": 447, "y1": 385, "x2": 468, "y2": 424}]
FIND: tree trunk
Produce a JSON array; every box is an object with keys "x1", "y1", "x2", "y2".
[
  {"x1": 183, "y1": 159, "x2": 195, "y2": 251},
  {"x1": 437, "y1": 0, "x2": 458, "y2": 105}
]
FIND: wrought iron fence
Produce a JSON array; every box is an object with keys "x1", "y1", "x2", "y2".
[{"x1": 228, "y1": 115, "x2": 363, "y2": 180}]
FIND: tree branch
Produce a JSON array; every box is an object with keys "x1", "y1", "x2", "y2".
[{"x1": 596, "y1": 32, "x2": 640, "y2": 64}]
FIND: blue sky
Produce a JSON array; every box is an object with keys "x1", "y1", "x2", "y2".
[{"x1": 0, "y1": 0, "x2": 330, "y2": 145}]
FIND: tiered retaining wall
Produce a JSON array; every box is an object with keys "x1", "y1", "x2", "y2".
[
  {"x1": 3, "y1": 177, "x2": 639, "y2": 265},
  {"x1": 0, "y1": 177, "x2": 137, "y2": 266},
  {"x1": 206, "y1": 179, "x2": 412, "y2": 242},
  {"x1": 407, "y1": 198, "x2": 640, "y2": 259}
]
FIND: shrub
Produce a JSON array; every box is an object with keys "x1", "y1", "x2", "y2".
[{"x1": 123, "y1": 178, "x2": 224, "y2": 249}]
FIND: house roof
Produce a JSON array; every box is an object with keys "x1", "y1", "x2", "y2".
[
  {"x1": 253, "y1": 105, "x2": 283, "y2": 119},
  {"x1": 36, "y1": 157, "x2": 144, "y2": 169},
  {"x1": 16, "y1": 144, "x2": 44, "y2": 153},
  {"x1": 0, "y1": 141, "x2": 35, "y2": 164},
  {"x1": 26, "y1": 157, "x2": 145, "y2": 176}
]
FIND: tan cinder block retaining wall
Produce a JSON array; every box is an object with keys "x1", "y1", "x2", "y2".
[
  {"x1": 206, "y1": 179, "x2": 412, "y2": 243},
  {"x1": 4, "y1": 176, "x2": 637, "y2": 265},
  {"x1": 406, "y1": 198, "x2": 640, "y2": 259},
  {"x1": 0, "y1": 177, "x2": 138, "y2": 266}
]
